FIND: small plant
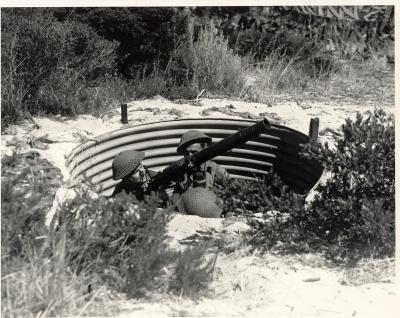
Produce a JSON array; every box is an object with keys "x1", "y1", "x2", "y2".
[
  {"x1": 1, "y1": 151, "x2": 62, "y2": 258},
  {"x1": 135, "y1": 75, "x2": 167, "y2": 99},
  {"x1": 1, "y1": 238, "x2": 118, "y2": 318},
  {"x1": 169, "y1": 245, "x2": 218, "y2": 298},
  {"x1": 173, "y1": 19, "x2": 245, "y2": 96},
  {"x1": 215, "y1": 171, "x2": 304, "y2": 219}
]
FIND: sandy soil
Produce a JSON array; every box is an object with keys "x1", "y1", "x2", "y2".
[{"x1": 1, "y1": 97, "x2": 396, "y2": 317}]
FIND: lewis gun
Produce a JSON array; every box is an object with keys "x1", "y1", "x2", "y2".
[{"x1": 148, "y1": 118, "x2": 271, "y2": 190}]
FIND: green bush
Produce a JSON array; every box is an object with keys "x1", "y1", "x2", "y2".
[
  {"x1": 239, "y1": 109, "x2": 394, "y2": 263},
  {"x1": 299, "y1": 109, "x2": 395, "y2": 262},
  {"x1": 1, "y1": 9, "x2": 118, "y2": 125},
  {"x1": 169, "y1": 245, "x2": 218, "y2": 298},
  {"x1": 1, "y1": 169, "x2": 49, "y2": 259},
  {"x1": 1, "y1": 151, "x2": 62, "y2": 259},
  {"x1": 215, "y1": 171, "x2": 304, "y2": 218},
  {"x1": 56, "y1": 189, "x2": 218, "y2": 297},
  {"x1": 1, "y1": 150, "x2": 218, "y2": 315},
  {"x1": 54, "y1": 190, "x2": 173, "y2": 295},
  {"x1": 172, "y1": 20, "x2": 245, "y2": 95}
]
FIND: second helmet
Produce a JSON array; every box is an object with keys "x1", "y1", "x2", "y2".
[{"x1": 177, "y1": 130, "x2": 212, "y2": 154}]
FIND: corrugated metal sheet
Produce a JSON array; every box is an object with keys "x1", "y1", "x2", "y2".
[{"x1": 66, "y1": 118, "x2": 323, "y2": 196}]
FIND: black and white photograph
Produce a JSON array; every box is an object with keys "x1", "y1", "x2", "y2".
[{"x1": 1, "y1": 3, "x2": 396, "y2": 317}]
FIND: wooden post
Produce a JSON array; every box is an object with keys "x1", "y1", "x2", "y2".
[
  {"x1": 309, "y1": 117, "x2": 319, "y2": 142},
  {"x1": 121, "y1": 103, "x2": 128, "y2": 124}
]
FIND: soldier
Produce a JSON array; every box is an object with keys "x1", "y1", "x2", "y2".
[
  {"x1": 175, "y1": 171, "x2": 223, "y2": 218},
  {"x1": 111, "y1": 150, "x2": 158, "y2": 200},
  {"x1": 173, "y1": 130, "x2": 229, "y2": 195}
]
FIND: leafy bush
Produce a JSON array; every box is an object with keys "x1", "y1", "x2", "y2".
[
  {"x1": 1, "y1": 153, "x2": 116, "y2": 317},
  {"x1": 172, "y1": 20, "x2": 245, "y2": 95},
  {"x1": 56, "y1": 189, "x2": 218, "y2": 297},
  {"x1": 53, "y1": 7, "x2": 187, "y2": 78},
  {"x1": 299, "y1": 109, "x2": 395, "y2": 262},
  {"x1": 169, "y1": 245, "x2": 218, "y2": 298},
  {"x1": 1, "y1": 151, "x2": 62, "y2": 258},
  {"x1": 1, "y1": 151, "x2": 219, "y2": 315},
  {"x1": 1, "y1": 8, "x2": 118, "y2": 125},
  {"x1": 135, "y1": 74, "x2": 168, "y2": 99},
  {"x1": 53, "y1": 190, "x2": 173, "y2": 295},
  {"x1": 215, "y1": 171, "x2": 304, "y2": 218},
  {"x1": 1, "y1": 168, "x2": 49, "y2": 259},
  {"x1": 238, "y1": 109, "x2": 394, "y2": 263}
]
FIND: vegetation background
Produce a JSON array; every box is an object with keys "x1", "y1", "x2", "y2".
[
  {"x1": 1, "y1": 6, "x2": 394, "y2": 127},
  {"x1": 1, "y1": 6, "x2": 395, "y2": 317}
]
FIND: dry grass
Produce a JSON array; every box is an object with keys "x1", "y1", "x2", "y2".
[
  {"x1": 241, "y1": 50, "x2": 394, "y2": 107},
  {"x1": 241, "y1": 52, "x2": 304, "y2": 106},
  {"x1": 176, "y1": 20, "x2": 246, "y2": 96},
  {"x1": 339, "y1": 257, "x2": 395, "y2": 286},
  {"x1": 1, "y1": 236, "x2": 120, "y2": 318}
]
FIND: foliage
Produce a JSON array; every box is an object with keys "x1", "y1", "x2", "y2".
[
  {"x1": 1, "y1": 7, "x2": 393, "y2": 126},
  {"x1": 1, "y1": 244, "x2": 117, "y2": 318},
  {"x1": 1, "y1": 151, "x2": 62, "y2": 259},
  {"x1": 217, "y1": 110, "x2": 394, "y2": 263},
  {"x1": 215, "y1": 171, "x2": 304, "y2": 218},
  {"x1": 1, "y1": 168, "x2": 49, "y2": 259},
  {"x1": 169, "y1": 245, "x2": 218, "y2": 298},
  {"x1": 202, "y1": 6, "x2": 394, "y2": 59},
  {"x1": 53, "y1": 190, "x2": 173, "y2": 296},
  {"x1": 1, "y1": 8, "x2": 118, "y2": 126},
  {"x1": 299, "y1": 109, "x2": 395, "y2": 262},
  {"x1": 1, "y1": 153, "x2": 116, "y2": 317},
  {"x1": 52, "y1": 7, "x2": 188, "y2": 78},
  {"x1": 1, "y1": 149, "x2": 217, "y2": 318},
  {"x1": 56, "y1": 189, "x2": 217, "y2": 297},
  {"x1": 171, "y1": 20, "x2": 245, "y2": 95}
]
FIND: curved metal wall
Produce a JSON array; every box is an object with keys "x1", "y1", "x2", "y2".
[{"x1": 66, "y1": 118, "x2": 323, "y2": 196}]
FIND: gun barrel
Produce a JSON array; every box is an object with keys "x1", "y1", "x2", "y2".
[
  {"x1": 149, "y1": 118, "x2": 271, "y2": 189},
  {"x1": 191, "y1": 118, "x2": 271, "y2": 165}
]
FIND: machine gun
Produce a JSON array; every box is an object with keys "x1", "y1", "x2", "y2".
[{"x1": 148, "y1": 118, "x2": 271, "y2": 190}]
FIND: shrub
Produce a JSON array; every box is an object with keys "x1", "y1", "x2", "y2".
[
  {"x1": 1, "y1": 242, "x2": 117, "y2": 318},
  {"x1": 135, "y1": 74, "x2": 167, "y2": 99},
  {"x1": 173, "y1": 20, "x2": 245, "y2": 95},
  {"x1": 78, "y1": 75, "x2": 137, "y2": 117},
  {"x1": 299, "y1": 109, "x2": 395, "y2": 262},
  {"x1": 240, "y1": 109, "x2": 394, "y2": 263},
  {"x1": 1, "y1": 150, "x2": 218, "y2": 316},
  {"x1": 169, "y1": 245, "x2": 218, "y2": 298},
  {"x1": 1, "y1": 9, "x2": 118, "y2": 125},
  {"x1": 54, "y1": 190, "x2": 174, "y2": 296},
  {"x1": 1, "y1": 152, "x2": 117, "y2": 317},
  {"x1": 241, "y1": 49, "x2": 340, "y2": 106},
  {"x1": 1, "y1": 168, "x2": 49, "y2": 259},
  {"x1": 1, "y1": 151, "x2": 62, "y2": 258},
  {"x1": 215, "y1": 171, "x2": 304, "y2": 218}
]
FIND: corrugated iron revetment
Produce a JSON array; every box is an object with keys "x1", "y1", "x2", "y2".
[{"x1": 66, "y1": 118, "x2": 323, "y2": 196}]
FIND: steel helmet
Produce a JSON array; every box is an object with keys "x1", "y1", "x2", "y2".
[
  {"x1": 177, "y1": 130, "x2": 212, "y2": 154},
  {"x1": 112, "y1": 150, "x2": 145, "y2": 180},
  {"x1": 177, "y1": 188, "x2": 222, "y2": 218}
]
